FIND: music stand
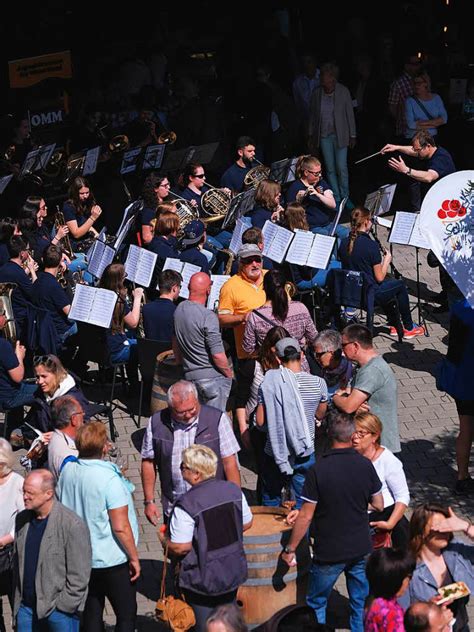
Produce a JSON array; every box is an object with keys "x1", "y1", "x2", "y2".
[
  {"x1": 162, "y1": 147, "x2": 189, "y2": 173},
  {"x1": 413, "y1": 247, "x2": 430, "y2": 337},
  {"x1": 82, "y1": 146, "x2": 101, "y2": 176},
  {"x1": 120, "y1": 148, "x2": 142, "y2": 175},
  {"x1": 270, "y1": 158, "x2": 288, "y2": 184},
  {"x1": 222, "y1": 188, "x2": 256, "y2": 230},
  {"x1": 0, "y1": 175, "x2": 13, "y2": 195},
  {"x1": 365, "y1": 184, "x2": 397, "y2": 218},
  {"x1": 36, "y1": 144, "x2": 57, "y2": 171},
  {"x1": 142, "y1": 144, "x2": 165, "y2": 171},
  {"x1": 330, "y1": 197, "x2": 348, "y2": 237},
  {"x1": 18, "y1": 149, "x2": 41, "y2": 180}
]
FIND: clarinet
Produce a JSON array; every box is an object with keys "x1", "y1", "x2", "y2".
[{"x1": 369, "y1": 228, "x2": 402, "y2": 279}]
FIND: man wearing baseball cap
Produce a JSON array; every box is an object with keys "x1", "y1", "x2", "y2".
[{"x1": 180, "y1": 220, "x2": 210, "y2": 273}]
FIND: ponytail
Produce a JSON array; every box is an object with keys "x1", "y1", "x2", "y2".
[
  {"x1": 295, "y1": 155, "x2": 320, "y2": 180},
  {"x1": 347, "y1": 206, "x2": 372, "y2": 255},
  {"x1": 263, "y1": 269, "x2": 289, "y2": 321}
]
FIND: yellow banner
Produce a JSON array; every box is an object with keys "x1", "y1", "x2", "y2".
[{"x1": 9, "y1": 51, "x2": 72, "y2": 89}]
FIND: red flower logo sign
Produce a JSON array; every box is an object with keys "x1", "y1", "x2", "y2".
[{"x1": 437, "y1": 199, "x2": 467, "y2": 220}]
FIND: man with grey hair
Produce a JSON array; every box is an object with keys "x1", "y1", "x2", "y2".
[
  {"x1": 140, "y1": 380, "x2": 241, "y2": 525},
  {"x1": 281, "y1": 410, "x2": 383, "y2": 632},
  {"x1": 13, "y1": 469, "x2": 91, "y2": 631},
  {"x1": 48, "y1": 396, "x2": 84, "y2": 482},
  {"x1": 314, "y1": 329, "x2": 354, "y2": 399}
]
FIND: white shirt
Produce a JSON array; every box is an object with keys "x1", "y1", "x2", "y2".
[
  {"x1": 48, "y1": 430, "x2": 78, "y2": 482},
  {"x1": 371, "y1": 447, "x2": 410, "y2": 509},
  {"x1": 0, "y1": 471, "x2": 24, "y2": 539},
  {"x1": 170, "y1": 491, "x2": 252, "y2": 543}
]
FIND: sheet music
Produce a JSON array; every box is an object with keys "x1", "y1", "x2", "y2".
[
  {"x1": 285, "y1": 229, "x2": 314, "y2": 266},
  {"x1": 365, "y1": 184, "x2": 397, "y2": 217},
  {"x1": 69, "y1": 285, "x2": 117, "y2": 328},
  {"x1": 120, "y1": 148, "x2": 142, "y2": 175},
  {"x1": 409, "y1": 214, "x2": 431, "y2": 249},
  {"x1": 114, "y1": 215, "x2": 136, "y2": 251},
  {"x1": 0, "y1": 174, "x2": 13, "y2": 194},
  {"x1": 306, "y1": 234, "x2": 336, "y2": 270},
  {"x1": 285, "y1": 157, "x2": 299, "y2": 184},
  {"x1": 179, "y1": 263, "x2": 201, "y2": 299},
  {"x1": 83, "y1": 146, "x2": 100, "y2": 176},
  {"x1": 124, "y1": 245, "x2": 157, "y2": 287},
  {"x1": 265, "y1": 225, "x2": 294, "y2": 263},
  {"x1": 389, "y1": 212, "x2": 417, "y2": 246},
  {"x1": 229, "y1": 218, "x2": 249, "y2": 254},
  {"x1": 330, "y1": 198, "x2": 346, "y2": 237},
  {"x1": 37, "y1": 144, "x2": 56, "y2": 170},
  {"x1": 162, "y1": 258, "x2": 183, "y2": 273},
  {"x1": 374, "y1": 216, "x2": 393, "y2": 229},
  {"x1": 262, "y1": 221, "x2": 278, "y2": 257},
  {"x1": 207, "y1": 275, "x2": 230, "y2": 311},
  {"x1": 20, "y1": 150, "x2": 39, "y2": 178},
  {"x1": 143, "y1": 144, "x2": 165, "y2": 170},
  {"x1": 87, "y1": 241, "x2": 115, "y2": 279}
]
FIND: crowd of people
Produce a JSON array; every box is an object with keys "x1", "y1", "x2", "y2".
[{"x1": 0, "y1": 46, "x2": 473, "y2": 632}]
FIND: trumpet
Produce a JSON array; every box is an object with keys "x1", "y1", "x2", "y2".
[
  {"x1": 0, "y1": 283, "x2": 17, "y2": 343},
  {"x1": 54, "y1": 210, "x2": 73, "y2": 259}
]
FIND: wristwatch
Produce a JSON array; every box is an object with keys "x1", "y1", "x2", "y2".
[
  {"x1": 282, "y1": 545, "x2": 295, "y2": 554},
  {"x1": 405, "y1": 168, "x2": 412, "y2": 176},
  {"x1": 144, "y1": 499, "x2": 155, "y2": 506}
]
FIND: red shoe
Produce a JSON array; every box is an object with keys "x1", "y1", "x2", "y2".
[
  {"x1": 403, "y1": 324, "x2": 425, "y2": 339},
  {"x1": 389, "y1": 327, "x2": 398, "y2": 337}
]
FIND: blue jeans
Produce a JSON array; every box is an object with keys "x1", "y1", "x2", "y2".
[
  {"x1": 311, "y1": 223, "x2": 350, "y2": 244},
  {"x1": 17, "y1": 604, "x2": 80, "y2": 631},
  {"x1": 193, "y1": 375, "x2": 232, "y2": 411},
  {"x1": 320, "y1": 133, "x2": 349, "y2": 202},
  {"x1": 68, "y1": 253, "x2": 87, "y2": 274},
  {"x1": 59, "y1": 322, "x2": 78, "y2": 343},
  {"x1": 307, "y1": 557, "x2": 368, "y2": 632},
  {"x1": 261, "y1": 453, "x2": 315, "y2": 509},
  {"x1": 110, "y1": 338, "x2": 137, "y2": 364},
  {"x1": 374, "y1": 279, "x2": 413, "y2": 330},
  {"x1": 3, "y1": 382, "x2": 37, "y2": 410},
  {"x1": 296, "y1": 260, "x2": 341, "y2": 290}
]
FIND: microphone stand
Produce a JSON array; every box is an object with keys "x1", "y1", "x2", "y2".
[{"x1": 412, "y1": 246, "x2": 430, "y2": 337}]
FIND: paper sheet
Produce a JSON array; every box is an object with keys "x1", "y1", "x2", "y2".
[
  {"x1": 70, "y1": 285, "x2": 117, "y2": 328},
  {"x1": 389, "y1": 212, "x2": 417, "y2": 245},
  {"x1": 306, "y1": 234, "x2": 336, "y2": 270},
  {"x1": 207, "y1": 275, "x2": 230, "y2": 311},
  {"x1": 285, "y1": 229, "x2": 314, "y2": 266},
  {"x1": 83, "y1": 146, "x2": 100, "y2": 176}
]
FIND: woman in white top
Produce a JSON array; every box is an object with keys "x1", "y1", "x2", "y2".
[
  {"x1": 352, "y1": 411, "x2": 410, "y2": 548},
  {"x1": 0, "y1": 438, "x2": 24, "y2": 632}
]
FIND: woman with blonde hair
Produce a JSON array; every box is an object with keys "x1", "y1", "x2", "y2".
[
  {"x1": 0, "y1": 439, "x2": 24, "y2": 632},
  {"x1": 248, "y1": 179, "x2": 283, "y2": 228},
  {"x1": 339, "y1": 206, "x2": 425, "y2": 339},
  {"x1": 352, "y1": 411, "x2": 410, "y2": 547},
  {"x1": 286, "y1": 155, "x2": 346, "y2": 238}
]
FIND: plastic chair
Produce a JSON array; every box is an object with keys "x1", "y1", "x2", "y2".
[{"x1": 136, "y1": 338, "x2": 172, "y2": 427}]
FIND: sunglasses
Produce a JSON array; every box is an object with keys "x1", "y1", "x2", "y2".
[
  {"x1": 193, "y1": 174, "x2": 206, "y2": 179},
  {"x1": 241, "y1": 256, "x2": 262, "y2": 264},
  {"x1": 33, "y1": 354, "x2": 55, "y2": 367},
  {"x1": 180, "y1": 463, "x2": 192, "y2": 472},
  {"x1": 314, "y1": 350, "x2": 331, "y2": 359}
]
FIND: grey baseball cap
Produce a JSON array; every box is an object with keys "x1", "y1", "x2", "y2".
[
  {"x1": 237, "y1": 243, "x2": 262, "y2": 260},
  {"x1": 275, "y1": 337, "x2": 301, "y2": 358}
]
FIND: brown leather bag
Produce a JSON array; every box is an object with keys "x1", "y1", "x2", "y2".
[{"x1": 155, "y1": 543, "x2": 196, "y2": 631}]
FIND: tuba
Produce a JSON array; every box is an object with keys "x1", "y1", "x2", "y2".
[
  {"x1": 243, "y1": 160, "x2": 271, "y2": 190},
  {"x1": 0, "y1": 283, "x2": 17, "y2": 343}
]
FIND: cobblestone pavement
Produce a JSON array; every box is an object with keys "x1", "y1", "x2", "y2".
[{"x1": 1, "y1": 234, "x2": 473, "y2": 631}]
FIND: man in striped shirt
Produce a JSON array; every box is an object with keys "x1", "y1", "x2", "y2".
[{"x1": 256, "y1": 337, "x2": 328, "y2": 508}]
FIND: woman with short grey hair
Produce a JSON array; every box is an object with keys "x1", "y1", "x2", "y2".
[
  {"x1": 314, "y1": 329, "x2": 354, "y2": 399},
  {"x1": 0, "y1": 439, "x2": 24, "y2": 632}
]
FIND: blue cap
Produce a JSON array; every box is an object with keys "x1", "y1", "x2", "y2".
[{"x1": 182, "y1": 219, "x2": 205, "y2": 246}]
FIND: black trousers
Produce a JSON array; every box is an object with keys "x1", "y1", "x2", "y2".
[{"x1": 83, "y1": 562, "x2": 137, "y2": 632}]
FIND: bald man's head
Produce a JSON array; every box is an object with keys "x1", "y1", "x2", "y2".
[
  {"x1": 188, "y1": 272, "x2": 212, "y2": 301},
  {"x1": 23, "y1": 469, "x2": 55, "y2": 515},
  {"x1": 404, "y1": 602, "x2": 451, "y2": 632}
]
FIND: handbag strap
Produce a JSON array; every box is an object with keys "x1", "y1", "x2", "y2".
[
  {"x1": 413, "y1": 96, "x2": 435, "y2": 121},
  {"x1": 160, "y1": 541, "x2": 169, "y2": 602},
  {"x1": 253, "y1": 308, "x2": 278, "y2": 327}
]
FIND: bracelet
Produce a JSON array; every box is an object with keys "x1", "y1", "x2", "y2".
[
  {"x1": 464, "y1": 520, "x2": 472, "y2": 534},
  {"x1": 144, "y1": 499, "x2": 155, "y2": 506},
  {"x1": 406, "y1": 168, "x2": 412, "y2": 176}
]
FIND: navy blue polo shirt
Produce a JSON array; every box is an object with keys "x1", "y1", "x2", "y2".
[
  {"x1": 22, "y1": 515, "x2": 49, "y2": 608},
  {"x1": 0, "y1": 338, "x2": 20, "y2": 403},
  {"x1": 339, "y1": 232, "x2": 381, "y2": 285},
  {"x1": 180, "y1": 247, "x2": 209, "y2": 273},
  {"x1": 301, "y1": 447, "x2": 382, "y2": 563},
  {"x1": 0, "y1": 261, "x2": 34, "y2": 324},
  {"x1": 179, "y1": 185, "x2": 210, "y2": 215},
  {"x1": 106, "y1": 301, "x2": 130, "y2": 356},
  {"x1": 248, "y1": 206, "x2": 273, "y2": 229},
  {"x1": 143, "y1": 298, "x2": 176, "y2": 343},
  {"x1": 286, "y1": 178, "x2": 334, "y2": 228},
  {"x1": 140, "y1": 206, "x2": 156, "y2": 227},
  {"x1": 0, "y1": 243, "x2": 8, "y2": 267},
  {"x1": 31, "y1": 272, "x2": 71, "y2": 335},
  {"x1": 24, "y1": 225, "x2": 52, "y2": 262},
  {"x1": 427, "y1": 146, "x2": 456, "y2": 179},
  {"x1": 62, "y1": 201, "x2": 88, "y2": 228},
  {"x1": 148, "y1": 235, "x2": 180, "y2": 266},
  {"x1": 220, "y1": 163, "x2": 250, "y2": 193}
]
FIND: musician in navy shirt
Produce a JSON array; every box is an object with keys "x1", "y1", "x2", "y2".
[
  {"x1": 248, "y1": 180, "x2": 283, "y2": 229},
  {"x1": 140, "y1": 173, "x2": 172, "y2": 245},
  {"x1": 0, "y1": 236, "x2": 37, "y2": 342},
  {"x1": 179, "y1": 220, "x2": 210, "y2": 273},
  {"x1": 148, "y1": 211, "x2": 180, "y2": 269},
  {"x1": 143, "y1": 269, "x2": 181, "y2": 343},
  {"x1": 62, "y1": 176, "x2": 102, "y2": 249},
  {"x1": 381, "y1": 130, "x2": 456, "y2": 211},
  {"x1": 220, "y1": 135, "x2": 256, "y2": 193},
  {"x1": 31, "y1": 245, "x2": 77, "y2": 343},
  {"x1": 286, "y1": 155, "x2": 348, "y2": 240}
]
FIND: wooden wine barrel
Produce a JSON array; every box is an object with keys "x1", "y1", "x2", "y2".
[
  {"x1": 150, "y1": 350, "x2": 184, "y2": 413},
  {"x1": 237, "y1": 506, "x2": 311, "y2": 628}
]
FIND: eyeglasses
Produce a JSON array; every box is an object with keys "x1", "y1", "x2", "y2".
[
  {"x1": 71, "y1": 411, "x2": 85, "y2": 419},
  {"x1": 193, "y1": 173, "x2": 206, "y2": 179},
  {"x1": 180, "y1": 463, "x2": 192, "y2": 472},
  {"x1": 159, "y1": 183, "x2": 171, "y2": 188},
  {"x1": 341, "y1": 341, "x2": 354, "y2": 348},
  {"x1": 241, "y1": 256, "x2": 262, "y2": 264},
  {"x1": 314, "y1": 350, "x2": 331, "y2": 359},
  {"x1": 306, "y1": 170, "x2": 322, "y2": 177},
  {"x1": 353, "y1": 429, "x2": 372, "y2": 438},
  {"x1": 33, "y1": 354, "x2": 55, "y2": 366}
]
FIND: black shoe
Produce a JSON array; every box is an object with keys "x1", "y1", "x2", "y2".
[
  {"x1": 455, "y1": 477, "x2": 474, "y2": 495},
  {"x1": 430, "y1": 290, "x2": 447, "y2": 304}
]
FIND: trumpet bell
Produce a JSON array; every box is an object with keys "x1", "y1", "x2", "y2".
[
  {"x1": 158, "y1": 131, "x2": 177, "y2": 145},
  {"x1": 109, "y1": 135, "x2": 130, "y2": 153}
]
